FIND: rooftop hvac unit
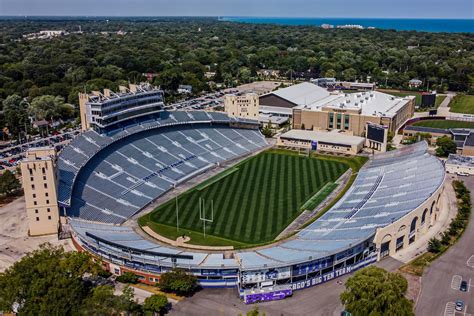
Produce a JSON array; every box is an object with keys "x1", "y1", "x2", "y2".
[
  {"x1": 346, "y1": 99, "x2": 351, "y2": 103},
  {"x1": 365, "y1": 97, "x2": 369, "y2": 100},
  {"x1": 370, "y1": 94, "x2": 374, "y2": 97},
  {"x1": 354, "y1": 102, "x2": 359, "y2": 106},
  {"x1": 360, "y1": 100, "x2": 364, "y2": 103}
]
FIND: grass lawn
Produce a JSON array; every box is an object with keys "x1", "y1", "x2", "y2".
[
  {"x1": 435, "y1": 95, "x2": 446, "y2": 107},
  {"x1": 139, "y1": 150, "x2": 350, "y2": 247},
  {"x1": 449, "y1": 94, "x2": 474, "y2": 114},
  {"x1": 412, "y1": 120, "x2": 474, "y2": 129}
]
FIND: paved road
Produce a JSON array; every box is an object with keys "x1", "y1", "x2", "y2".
[
  {"x1": 416, "y1": 176, "x2": 474, "y2": 316},
  {"x1": 170, "y1": 257, "x2": 403, "y2": 316}
]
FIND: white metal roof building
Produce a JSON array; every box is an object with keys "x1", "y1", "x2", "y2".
[
  {"x1": 293, "y1": 91, "x2": 415, "y2": 136},
  {"x1": 277, "y1": 129, "x2": 365, "y2": 155},
  {"x1": 259, "y1": 82, "x2": 332, "y2": 117}
]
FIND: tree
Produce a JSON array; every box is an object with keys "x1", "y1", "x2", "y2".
[
  {"x1": 246, "y1": 306, "x2": 266, "y2": 316},
  {"x1": 80, "y1": 284, "x2": 142, "y2": 315},
  {"x1": 143, "y1": 294, "x2": 169, "y2": 315},
  {"x1": 158, "y1": 269, "x2": 199, "y2": 296},
  {"x1": 435, "y1": 136, "x2": 457, "y2": 157},
  {"x1": 428, "y1": 237, "x2": 442, "y2": 253},
  {"x1": 343, "y1": 68, "x2": 357, "y2": 81},
  {"x1": 340, "y1": 266, "x2": 414, "y2": 316},
  {"x1": 324, "y1": 69, "x2": 337, "y2": 78},
  {"x1": 116, "y1": 271, "x2": 140, "y2": 284},
  {"x1": 261, "y1": 122, "x2": 274, "y2": 138},
  {"x1": 2, "y1": 94, "x2": 28, "y2": 137},
  {"x1": 29, "y1": 95, "x2": 74, "y2": 121},
  {"x1": 0, "y1": 244, "x2": 96, "y2": 315},
  {"x1": 0, "y1": 170, "x2": 21, "y2": 196}
]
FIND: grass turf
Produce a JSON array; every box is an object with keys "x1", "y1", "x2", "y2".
[
  {"x1": 139, "y1": 150, "x2": 349, "y2": 247},
  {"x1": 449, "y1": 94, "x2": 474, "y2": 114},
  {"x1": 412, "y1": 120, "x2": 474, "y2": 129}
]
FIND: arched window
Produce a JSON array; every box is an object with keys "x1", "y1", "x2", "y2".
[
  {"x1": 410, "y1": 217, "x2": 418, "y2": 233},
  {"x1": 421, "y1": 209, "x2": 428, "y2": 225},
  {"x1": 430, "y1": 200, "x2": 436, "y2": 215}
]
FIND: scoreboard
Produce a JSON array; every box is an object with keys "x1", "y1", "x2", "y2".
[{"x1": 366, "y1": 122, "x2": 388, "y2": 152}]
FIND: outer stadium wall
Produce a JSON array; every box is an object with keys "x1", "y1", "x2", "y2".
[{"x1": 374, "y1": 178, "x2": 445, "y2": 260}]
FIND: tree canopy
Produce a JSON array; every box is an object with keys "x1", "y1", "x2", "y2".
[
  {"x1": 435, "y1": 136, "x2": 457, "y2": 157},
  {"x1": 0, "y1": 17, "x2": 472, "y2": 140},
  {"x1": 0, "y1": 170, "x2": 21, "y2": 197},
  {"x1": 143, "y1": 294, "x2": 169, "y2": 315},
  {"x1": 157, "y1": 269, "x2": 199, "y2": 296},
  {"x1": 340, "y1": 266, "x2": 414, "y2": 316},
  {"x1": 0, "y1": 244, "x2": 141, "y2": 315}
]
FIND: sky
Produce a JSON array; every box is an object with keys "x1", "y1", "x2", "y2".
[{"x1": 0, "y1": 0, "x2": 473, "y2": 19}]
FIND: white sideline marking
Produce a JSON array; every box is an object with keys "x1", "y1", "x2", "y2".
[{"x1": 452, "y1": 275, "x2": 463, "y2": 290}]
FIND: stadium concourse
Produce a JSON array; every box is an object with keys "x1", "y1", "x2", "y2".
[{"x1": 59, "y1": 107, "x2": 445, "y2": 303}]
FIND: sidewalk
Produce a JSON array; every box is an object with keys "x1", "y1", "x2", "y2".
[{"x1": 391, "y1": 176, "x2": 457, "y2": 263}]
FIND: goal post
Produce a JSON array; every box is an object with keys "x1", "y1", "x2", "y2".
[{"x1": 199, "y1": 197, "x2": 214, "y2": 238}]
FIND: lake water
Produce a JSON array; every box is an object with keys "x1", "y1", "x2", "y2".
[{"x1": 221, "y1": 17, "x2": 474, "y2": 33}]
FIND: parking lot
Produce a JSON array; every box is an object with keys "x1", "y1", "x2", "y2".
[
  {"x1": 0, "y1": 129, "x2": 79, "y2": 172},
  {"x1": 170, "y1": 81, "x2": 286, "y2": 111},
  {"x1": 416, "y1": 175, "x2": 474, "y2": 316},
  {"x1": 171, "y1": 91, "x2": 224, "y2": 111}
]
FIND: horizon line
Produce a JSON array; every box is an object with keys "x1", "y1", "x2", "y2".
[{"x1": 0, "y1": 15, "x2": 472, "y2": 20}]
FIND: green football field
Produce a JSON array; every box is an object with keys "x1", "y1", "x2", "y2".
[{"x1": 139, "y1": 150, "x2": 349, "y2": 247}]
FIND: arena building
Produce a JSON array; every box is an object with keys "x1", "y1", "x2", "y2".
[
  {"x1": 23, "y1": 82, "x2": 445, "y2": 304},
  {"x1": 258, "y1": 82, "x2": 414, "y2": 136},
  {"x1": 259, "y1": 82, "x2": 331, "y2": 118},
  {"x1": 62, "y1": 138, "x2": 444, "y2": 302},
  {"x1": 292, "y1": 90, "x2": 415, "y2": 136}
]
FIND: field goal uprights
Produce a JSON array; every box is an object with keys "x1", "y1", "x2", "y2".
[{"x1": 199, "y1": 197, "x2": 214, "y2": 238}]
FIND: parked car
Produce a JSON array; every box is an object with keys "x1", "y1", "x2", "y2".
[
  {"x1": 455, "y1": 300, "x2": 464, "y2": 311},
  {"x1": 456, "y1": 172, "x2": 469, "y2": 177},
  {"x1": 460, "y1": 280, "x2": 468, "y2": 292}
]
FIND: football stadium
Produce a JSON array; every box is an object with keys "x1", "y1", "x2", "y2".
[{"x1": 54, "y1": 84, "x2": 445, "y2": 303}]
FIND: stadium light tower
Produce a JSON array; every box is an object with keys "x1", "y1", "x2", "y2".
[{"x1": 199, "y1": 197, "x2": 214, "y2": 238}]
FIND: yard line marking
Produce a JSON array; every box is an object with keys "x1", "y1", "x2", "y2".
[{"x1": 452, "y1": 275, "x2": 463, "y2": 290}]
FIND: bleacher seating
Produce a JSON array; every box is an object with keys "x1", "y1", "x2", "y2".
[{"x1": 58, "y1": 111, "x2": 266, "y2": 224}]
